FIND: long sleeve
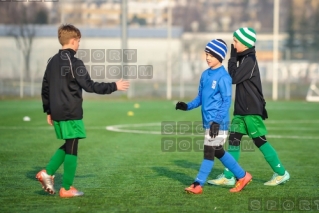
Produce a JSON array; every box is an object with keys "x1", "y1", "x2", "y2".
[
  {"x1": 187, "y1": 77, "x2": 202, "y2": 110},
  {"x1": 214, "y1": 76, "x2": 232, "y2": 124},
  {"x1": 228, "y1": 56, "x2": 256, "y2": 84},
  {"x1": 41, "y1": 69, "x2": 50, "y2": 114},
  {"x1": 74, "y1": 61, "x2": 117, "y2": 94}
]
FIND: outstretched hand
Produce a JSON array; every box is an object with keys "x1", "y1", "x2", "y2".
[
  {"x1": 116, "y1": 79, "x2": 130, "y2": 91},
  {"x1": 175, "y1": 101, "x2": 188, "y2": 111}
]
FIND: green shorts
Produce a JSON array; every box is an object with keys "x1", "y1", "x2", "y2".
[
  {"x1": 53, "y1": 120, "x2": 86, "y2": 140},
  {"x1": 229, "y1": 115, "x2": 267, "y2": 138}
]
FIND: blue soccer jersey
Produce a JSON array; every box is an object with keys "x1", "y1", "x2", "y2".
[{"x1": 187, "y1": 65, "x2": 232, "y2": 130}]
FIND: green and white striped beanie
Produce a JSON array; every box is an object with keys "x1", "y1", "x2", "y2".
[{"x1": 233, "y1": 27, "x2": 256, "y2": 48}]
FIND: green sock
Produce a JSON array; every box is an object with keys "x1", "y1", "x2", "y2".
[
  {"x1": 223, "y1": 145, "x2": 241, "y2": 179},
  {"x1": 46, "y1": 149, "x2": 65, "y2": 175},
  {"x1": 62, "y1": 154, "x2": 77, "y2": 190},
  {"x1": 259, "y1": 142, "x2": 285, "y2": 175}
]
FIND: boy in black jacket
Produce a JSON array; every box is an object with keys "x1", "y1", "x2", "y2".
[
  {"x1": 36, "y1": 24, "x2": 129, "y2": 198},
  {"x1": 208, "y1": 27, "x2": 290, "y2": 186}
]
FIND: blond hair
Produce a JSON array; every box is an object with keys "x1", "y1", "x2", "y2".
[{"x1": 58, "y1": 24, "x2": 81, "y2": 46}]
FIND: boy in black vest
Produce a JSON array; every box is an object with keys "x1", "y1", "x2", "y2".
[{"x1": 208, "y1": 27, "x2": 290, "y2": 186}]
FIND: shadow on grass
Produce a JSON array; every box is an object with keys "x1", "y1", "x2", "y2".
[
  {"x1": 152, "y1": 166, "x2": 192, "y2": 185},
  {"x1": 76, "y1": 174, "x2": 96, "y2": 178},
  {"x1": 173, "y1": 159, "x2": 224, "y2": 177},
  {"x1": 26, "y1": 166, "x2": 43, "y2": 181},
  {"x1": 152, "y1": 160, "x2": 225, "y2": 185},
  {"x1": 173, "y1": 159, "x2": 199, "y2": 171},
  {"x1": 34, "y1": 190, "x2": 56, "y2": 196},
  {"x1": 174, "y1": 159, "x2": 232, "y2": 189},
  {"x1": 248, "y1": 177, "x2": 267, "y2": 184}
]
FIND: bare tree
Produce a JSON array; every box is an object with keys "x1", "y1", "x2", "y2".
[
  {"x1": 7, "y1": 24, "x2": 36, "y2": 81},
  {"x1": 0, "y1": 2, "x2": 48, "y2": 81}
]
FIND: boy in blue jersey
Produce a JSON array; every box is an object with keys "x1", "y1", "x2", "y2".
[{"x1": 176, "y1": 39, "x2": 252, "y2": 194}]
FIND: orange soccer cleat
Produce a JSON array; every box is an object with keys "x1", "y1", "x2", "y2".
[
  {"x1": 59, "y1": 186, "x2": 84, "y2": 198},
  {"x1": 230, "y1": 172, "x2": 252, "y2": 193},
  {"x1": 184, "y1": 183, "x2": 203, "y2": 194}
]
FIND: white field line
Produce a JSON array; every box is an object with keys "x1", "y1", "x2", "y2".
[
  {"x1": 105, "y1": 123, "x2": 319, "y2": 140},
  {"x1": 1, "y1": 121, "x2": 318, "y2": 140},
  {"x1": 105, "y1": 123, "x2": 160, "y2": 134}
]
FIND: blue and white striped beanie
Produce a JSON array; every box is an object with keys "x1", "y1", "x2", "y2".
[{"x1": 205, "y1": 39, "x2": 227, "y2": 63}]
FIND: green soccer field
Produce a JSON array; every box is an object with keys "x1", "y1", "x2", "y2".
[{"x1": 0, "y1": 99, "x2": 318, "y2": 213}]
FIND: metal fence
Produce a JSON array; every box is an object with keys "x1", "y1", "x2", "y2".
[{"x1": 1, "y1": 32, "x2": 318, "y2": 101}]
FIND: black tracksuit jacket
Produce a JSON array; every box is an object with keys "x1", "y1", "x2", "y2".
[
  {"x1": 41, "y1": 49, "x2": 117, "y2": 121},
  {"x1": 228, "y1": 47, "x2": 268, "y2": 119}
]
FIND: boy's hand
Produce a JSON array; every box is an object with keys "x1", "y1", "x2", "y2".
[
  {"x1": 47, "y1": 114, "x2": 53, "y2": 126},
  {"x1": 175, "y1": 101, "x2": 188, "y2": 111},
  {"x1": 209, "y1": 122, "x2": 220, "y2": 138},
  {"x1": 230, "y1": 44, "x2": 237, "y2": 58},
  {"x1": 116, "y1": 79, "x2": 130, "y2": 91}
]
